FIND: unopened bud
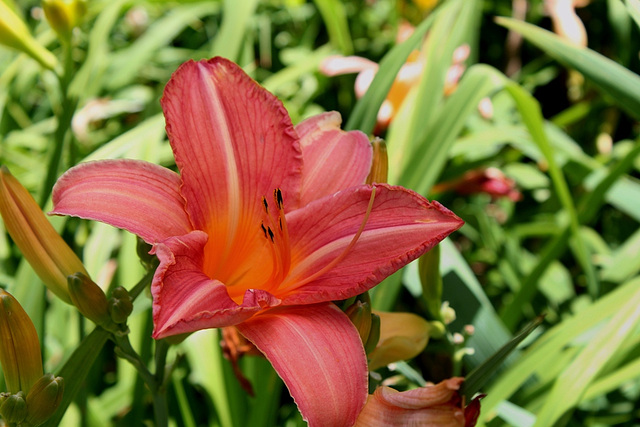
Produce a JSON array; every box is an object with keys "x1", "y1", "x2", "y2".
[
  {"x1": 366, "y1": 137, "x2": 388, "y2": 184},
  {"x1": 464, "y1": 324, "x2": 475, "y2": 337},
  {"x1": 136, "y1": 237, "x2": 157, "y2": 270},
  {"x1": 419, "y1": 243, "x2": 442, "y2": 320},
  {"x1": 0, "y1": 289, "x2": 43, "y2": 394},
  {"x1": 427, "y1": 321, "x2": 446, "y2": 339},
  {"x1": 42, "y1": 0, "x2": 87, "y2": 41},
  {"x1": 0, "y1": 167, "x2": 88, "y2": 304},
  {"x1": 363, "y1": 313, "x2": 380, "y2": 355},
  {"x1": 0, "y1": 2, "x2": 58, "y2": 69},
  {"x1": 68, "y1": 272, "x2": 110, "y2": 326},
  {"x1": 368, "y1": 311, "x2": 430, "y2": 371},
  {"x1": 441, "y1": 302, "x2": 456, "y2": 325},
  {"x1": 0, "y1": 391, "x2": 27, "y2": 423},
  {"x1": 25, "y1": 373, "x2": 64, "y2": 426},
  {"x1": 346, "y1": 300, "x2": 372, "y2": 345},
  {"x1": 108, "y1": 287, "x2": 133, "y2": 324},
  {"x1": 452, "y1": 332, "x2": 465, "y2": 345}
]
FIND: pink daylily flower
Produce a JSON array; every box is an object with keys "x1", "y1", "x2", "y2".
[{"x1": 51, "y1": 57, "x2": 463, "y2": 426}]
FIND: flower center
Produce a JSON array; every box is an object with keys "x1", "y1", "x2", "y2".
[{"x1": 222, "y1": 186, "x2": 377, "y2": 304}]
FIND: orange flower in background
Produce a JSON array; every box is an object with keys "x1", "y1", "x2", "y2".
[
  {"x1": 355, "y1": 377, "x2": 482, "y2": 426},
  {"x1": 320, "y1": 22, "x2": 470, "y2": 131}
]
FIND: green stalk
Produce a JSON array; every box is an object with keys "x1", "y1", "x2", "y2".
[{"x1": 39, "y1": 42, "x2": 78, "y2": 208}]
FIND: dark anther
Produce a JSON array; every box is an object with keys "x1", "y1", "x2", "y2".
[
  {"x1": 262, "y1": 196, "x2": 269, "y2": 213},
  {"x1": 275, "y1": 188, "x2": 283, "y2": 209},
  {"x1": 278, "y1": 217, "x2": 283, "y2": 231},
  {"x1": 260, "y1": 222, "x2": 268, "y2": 239},
  {"x1": 267, "y1": 227, "x2": 275, "y2": 242}
]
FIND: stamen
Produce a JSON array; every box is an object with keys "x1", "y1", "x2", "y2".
[
  {"x1": 275, "y1": 188, "x2": 284, "y2": 209},
  {"x1": 255, "y1": 188, "x2": 293, "y2": 291},
  {"x1": 274, "y1": 188, "x2": 291, "y2": 276},
  {"x1": 288, "y1": 186, "x2": 377, "y2": 289}
]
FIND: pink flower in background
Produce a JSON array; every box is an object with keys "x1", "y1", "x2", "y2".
[
  {"x1": 433, "y1": 168, "x2": 522, "y2": 202},
  {"x1": 51, "y1": 57, "x2": 463, "y2": 426},
  {"x1": 545, "y1": 0, "x2": 590, "y2": 47}
]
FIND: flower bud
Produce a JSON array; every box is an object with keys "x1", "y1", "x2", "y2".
[
  {"x1": 366, "y1": 137, "x2": 388, "y2": 184},
  {"x1": 136, "y1": 237, "x2": 158, "y2": 270},
  {"x1": 42, "y1": 0, "x2": 87, "y2": 41},
  {"x1": 0, "y1": 289, "x2": 43, "y2": 394},
  {"x1": 25, "y1": 373, "x2": 64, "y2": 426},
  {"x1": 441, "y1": 302, "x2": 456, "y2": 325},
  {"x1": 0, "y1": 167, "x2": 88, "y2": 304},
  {"x1": 67, "y1": 273, "x2": 111, "y2": 326},
  {"x1": 363, "y1": 313, "x2": 380, "y2": 355},
  {"x1": 108, "y1": 287, "x2": 133, "y2": 324},
  {"x1": 418, "y1": 243, "x2": 442, "y2": 320},
  {"x1": 345, "y1": 300, "x2": 373, "y2": 345},
  {"x1": 0, "y1": 2, "x2": 58, "y2": 69},
  {"x1": 0, "y1": 391, "x2": 27, "y2": 423},
  {"x1": 427, "y1": 321, "x2": 446, "y2": 339},
  {"x1": 368, "y1": 311, "x2": 431, "y2": 371}
]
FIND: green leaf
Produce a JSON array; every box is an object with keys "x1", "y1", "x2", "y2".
[
  {"x1": 345, "y1": 8, "x2": 439, "y2": 134},
  {"x1": 461, "y1": 315, "x2": 543, "y2": 400},
  {"x1": 397, "y1": 64, "x2": 504, "y2": 194},
  {"x1": 311, "y1": 0, "x2": 353, "y2": 54},
  {"x1": 480, "y1": 276, "x2": 640, "y2": 422},
  {"x1": 69, "y1": 0, "x2": 129, "y2": 100},
  {"x1": 42, "y1": 328, "x2": 110, "y2": 427},
  {"x1": 210, "y1": 0, "x2": 260, "y2": 62},
  {"x1": 439, "y1": 239, "x2": 513, "y2": 369},
  {"x1": 533, "y1": 281, "x2": 640, "y2": 426},
  {"x1": 626, "y1": 0, "x2": 640, "y2": 29},
  {"x1": 107, "y1": 2, "x2": 219, "y2": 90},
  {"x1": 495, "y1": 17, "x2": 640, "y2": 121}
]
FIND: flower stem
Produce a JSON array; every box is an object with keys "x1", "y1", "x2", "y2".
[{"x1": 39, "y1": 42, "x2": 78, "y2": 207}]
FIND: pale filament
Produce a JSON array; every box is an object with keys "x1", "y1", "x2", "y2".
[
  {"x1": 257, "y1": 185, "x2": 377, "y2": 295},
  {"x1": 284, "y1": 185, "x2": 377, "y2": 291}
]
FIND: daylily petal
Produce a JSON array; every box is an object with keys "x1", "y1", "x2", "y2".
[
  {"x1": 236, "y1": 303, "x2": 367, "y2": 427},
  {"x1": 51, "y1": 159, "x2": 190, "y2": 244},
  {"x1": 151, "y1": 231, "x2": 281, "y2": 338},
  {"x1": 355, "y1": 378, "x2": 466, "y2": 426},
  {"x1": 295, "y1": 112, "x2": 372, "y2": 207},
  {"x1": 161, "y1": 57, "x2": 303, "y2": 289},
  {"x1": 279, "y1": 184, "x2": 463, "y2": 304}
]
